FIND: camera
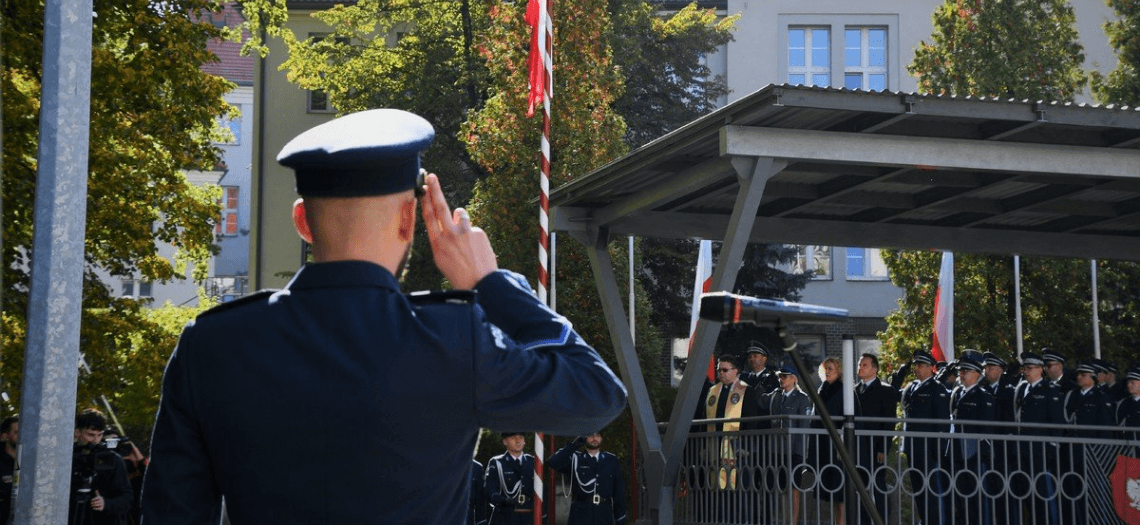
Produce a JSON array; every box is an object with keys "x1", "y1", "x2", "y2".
[{"x1": 103, "y1": 435, "x2": 133, "y2": 457}]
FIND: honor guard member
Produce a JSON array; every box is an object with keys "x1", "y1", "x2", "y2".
[
  {"x1": 485, "y1": 433, "x2": 543, "y2": 525},
  {"x1": 547, "y1": 433, "x2": 627, "y2": 525},
  {"x1": 741, "y1": 342, "x2": 779, "y2": 395},
  {"x1": 946, "y1": 352, "x2": 993, "y2": 525},
  {"x1": 141, "y1": 109, "x2": 628, "y2": 525},
  {"x1": 900, "y1": 350, "x2": 950, "y2": 525},
  {"x1": 855, "y1": 353, "x2": 899, "y2": 525},
  {"x1": 1042, "y1": 348, "x2": 1076, "y2": 394},
  {"x1": 1014, "y1": 353, "x2": 1064, "y2": 525},
  {"x1": 1116, "y1": 367, "x2": 1140, "y2": 443}
]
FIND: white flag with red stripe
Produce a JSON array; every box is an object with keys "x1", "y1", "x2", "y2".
[
  {"x1": 689, "y1": 240, "x2": 716, "y2": 382},
  {"x1": 931, "y1": 251, "x2": 954, "y2": 363}
]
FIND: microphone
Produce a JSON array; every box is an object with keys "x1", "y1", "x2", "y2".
[{"x1": 698, "y1": 291, "x2": 848, "y2": 326}]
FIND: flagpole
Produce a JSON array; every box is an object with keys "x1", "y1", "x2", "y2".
[
  {"x1": 533, "y1": 1, "x2": 552, "y2": 522},
  {"x1": 1091, "y1": 259, "x2": 1100, "y2": 359},
  {"x1": 1014, "y1": 256, "x2": 1023, "y2": 357},
  {"x1": 629, "y1": 236, "x2": 635, "y2": 344}
]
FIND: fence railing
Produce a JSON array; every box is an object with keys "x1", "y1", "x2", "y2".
[{"x1": 654, "y1": 415, "x2": 1140, "y2": 525}]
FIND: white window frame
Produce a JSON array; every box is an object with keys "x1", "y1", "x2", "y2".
[
  {"x1": 791, "y1": 245, "x2": 832, "y2": 281},
  {"x1": 843, "y1": 27, "x2": 888, "y2": 91},
  {"x1": 787, "y1": 26, "x2": 831, "y2": 87},
  {"x1": 777, "y1": 14, "x2": 899, "y2": 91},
  {"x1": 845, "y1": 247, "x2": 890, "y2": 281}
]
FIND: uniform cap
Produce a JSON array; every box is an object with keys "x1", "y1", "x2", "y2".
[
  {"x1": 1106, "y1": 362, "x2": 1120, "y2": 375},
  {"x1": 1127, "y1": 366, "x2": 1140, "y2": 382},
  {"x1": 777, "y1": 364, "x2": 798, "y2": 376},
  {"x1": 277, "y1": 108, "x2": 435, "y2": 197},
  {"x1": 1075, "y1": 362, "x2": 1098, "y2": 375},
  {"x1": 912, "y1": 350, "x2": 936, "y2": 366},
  {"x1": 499, "y1": 431, "x2": 525, "y2": 439},
  {"x1": 1041, "y1": 348, "x2": 1065, "y2": 364},
  {"x1": 983, "y1": 352, "x2": 1006, "y2": 368},
  {"x1": 957, "y1": 351, "x2": 984, "y2": 373},
  {"x1": 1088, "y1": 359, "x2": 1108, "y2": 374},
  {"x1": 746, "y1": 341, "x2": 769, "y2": 356},
  {"x1": 1021, "y1": 353, "x2": 1045, "y2": 367}
]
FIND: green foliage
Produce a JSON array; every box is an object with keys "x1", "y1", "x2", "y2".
[
  {"x1": 909, "y1": 0, "x2": 1087, "y2": 101},
  {"x1": 2, "y1": 0, "x2": 234, "y2": 420},
  {"x1": 887, "y1": 0, "x2": 1136, "y2": 376},
  {"x1": 609, "y1": 1, "x2": 737, "y2": 147},
  {"x1": 1092, "y1": 0, "x2": 1140, "y2": 105}
]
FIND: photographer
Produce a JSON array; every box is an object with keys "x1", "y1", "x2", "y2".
[{"x1": 70, "y1": 409, "x2": 131, "y2": 525}]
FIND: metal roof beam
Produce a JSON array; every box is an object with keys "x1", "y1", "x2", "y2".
[
  {"x1": 551, "y1": 207, "x2": 1140, "y2": 261},
  {"x1": 720, "y1": 126, "x2": 1140, "y2": 178},
  {"x1": 588, "y1": 156, "x2": 737, "y2": 227}
]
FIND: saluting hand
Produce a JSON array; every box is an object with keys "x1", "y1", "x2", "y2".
[{"x1": 421, "y1": 173, "x2": 498, "y2": 290}]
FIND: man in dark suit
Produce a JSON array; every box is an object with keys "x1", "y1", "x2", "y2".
[
  {"x1": 141, "y1": 109, "x2": 628, "y2": 524},
  {"x1": 854, "y1": 353, "x2": 898, "y2": 525},
  {"x1": 900, "y1": 350, "x2": 950, "y2": 525}
]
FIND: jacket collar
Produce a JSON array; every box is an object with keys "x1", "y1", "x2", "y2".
[{"x1": 285, "y1": 260, "x2": 401, "y2": 292}]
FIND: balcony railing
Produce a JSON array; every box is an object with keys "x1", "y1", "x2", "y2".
[{"x1": 655, "y1": 415, "x2": 1138, "y2": 525}]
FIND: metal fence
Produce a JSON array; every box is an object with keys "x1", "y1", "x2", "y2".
[{"x1": 658, "y1": 415, "x2": 1139, "y2": 525}]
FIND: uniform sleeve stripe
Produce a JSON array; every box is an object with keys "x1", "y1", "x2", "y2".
[{"x1": 519, "y1": 320, "x2": 572, "y2": 351}]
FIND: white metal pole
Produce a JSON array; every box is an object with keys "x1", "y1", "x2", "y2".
[
  {"x1": 1014, "y1": 256, "x2": 1023, "y2": 357},
  {"x1": 1092, "y1": 259, "x2": 1101, "y2": 359},
  {"x1": 842, "y1": 335, "x2": 855, "y2": 416}
]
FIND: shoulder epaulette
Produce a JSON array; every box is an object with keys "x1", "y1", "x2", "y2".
[
  {"x1": 407, "y1": 289, "x2": 476, "y2": 305},
  {"x1": 197, "y1": 290, "x2": 277, "y2": 318}
]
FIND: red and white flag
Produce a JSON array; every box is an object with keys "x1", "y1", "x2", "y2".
[
  {"x1": 689, "y1": 240, "x2": 716, "y2": 382},
  {"x1": 931, "y1": 251, "x2": 954, "y2": 363},
  {"x1": 525, "y1": 0, "x2": 548, "y2": 118}
]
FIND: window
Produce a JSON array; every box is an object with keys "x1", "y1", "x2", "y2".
[
  {"x1": 778, "y1": 14, "x2": 898, "y2": 91},
  {"x1": 306, "y1": 33, "x2": 350, "y2": 113},
  {"x1": 217, "y1": 186, "x2": 240, "y2": 236},
  {"x1": 788, "y1": 27, "x2": 830, "y2": 87},
  {"x1": 120, "y1": 279, "x2": 153, "y2": 298},
  {"x1": 856, "y1": 337, "x2": 882, "y2": 356},
  {"x1": 844, "y1": 28, "x2": 887, "y2": 91},
  {"x1": 792, "y1": 245, "x2": 832, "y2": 280},
  {"x1": 214, "y1": 116, "x2": 241, "y2": 145},
  {"x1": 845, "y1": 247, "x2": 889, "y2": 280}
]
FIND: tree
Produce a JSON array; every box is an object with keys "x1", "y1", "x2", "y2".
[
  {"x1": 2, "y1": 0, "x2": 233, "y2": 422},
  {"x1": 888, "y1": 0, "x2": 1134, "y2": 372},
  {"x1": 909, "y1": 0, "x2": 1087, "y2": 101},
  {"x1": 1092, "y1": 0, "x2": 1140, "y2": 106}
]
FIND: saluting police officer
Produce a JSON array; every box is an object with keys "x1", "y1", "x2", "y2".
[
  {"x1": 946, "y1": 352, "x2": 993, "y2": 525},
  {"x1": 1014, "y1": 353, "x2": 1065, "y2": 525},
  {"x1": 900, "y1": 350, "x2": 950, "y2": 525},
  {"x1": 141, "y1": 109, "x2": 628, "y2": 524},
  {"x1": 485, "y1": 433, "x2": 544, "y2": 525},
  {"x1": 547, "y1": 433, "x2": 627, "y2": 525}
]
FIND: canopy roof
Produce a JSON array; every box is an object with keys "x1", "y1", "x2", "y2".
[{"x1": 552, "y1": 84, "x2": 1140, "y2": 260}]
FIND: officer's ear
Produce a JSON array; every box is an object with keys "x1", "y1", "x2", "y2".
[
  {"x1": 396, "y1": 196, "x2": 415, "y2": 243},
  {"x1": 293, "y1": 198, "x2": 313, "y2": 244}
]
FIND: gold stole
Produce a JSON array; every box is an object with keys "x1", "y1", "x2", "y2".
[{"x1": 704, "y1": 381, "x2": 748, "y2": 490}]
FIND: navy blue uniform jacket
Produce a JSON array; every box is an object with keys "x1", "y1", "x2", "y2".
[
  {"x1": 547, "y1": 442, "x2": 627, "y2": 525},
  {"x1": 141, "y1": 262, "x2": 627, "y2": 524}
]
